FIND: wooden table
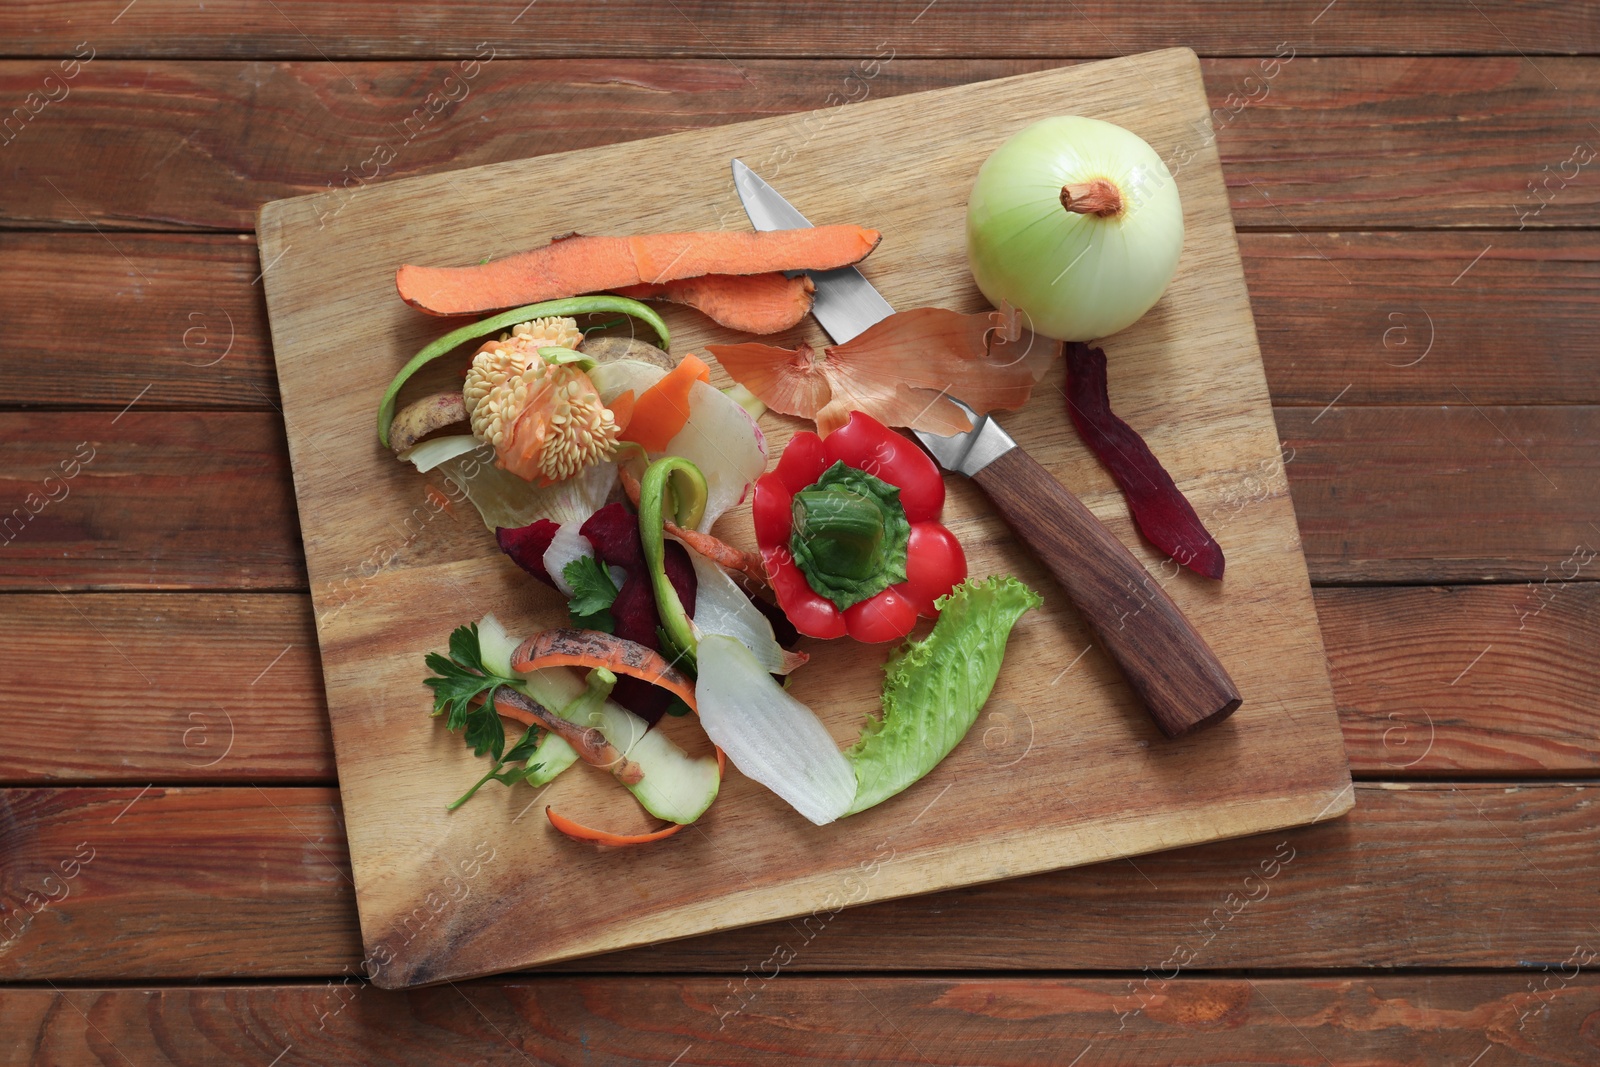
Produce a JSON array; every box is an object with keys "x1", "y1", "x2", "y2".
[{"x1": 2, "y1": 4, "x2": 1596, "y2": 1062}]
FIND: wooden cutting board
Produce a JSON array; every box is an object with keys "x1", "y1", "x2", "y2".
[{"x1": 257, "y1": 47, "x2": 1352, "y2": 989}]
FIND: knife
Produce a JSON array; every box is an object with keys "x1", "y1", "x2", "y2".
[{"x1": 731, "y1": 159, "x2": 1241, "y2": 738}]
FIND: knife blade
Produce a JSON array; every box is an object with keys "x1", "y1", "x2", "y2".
[{"x1": 731, "y1": 159, "x2": 1241, "y2": 738}]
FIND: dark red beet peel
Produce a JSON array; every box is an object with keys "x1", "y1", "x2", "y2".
[{"x1": 1064, "y1": 342, "x2": 1225, "y2": 580}]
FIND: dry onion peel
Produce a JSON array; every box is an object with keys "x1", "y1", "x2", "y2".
[{"x1": 708, "y1": 306, "x2": 1057, "y2": 436}]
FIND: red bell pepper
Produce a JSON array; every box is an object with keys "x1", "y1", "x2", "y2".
[{"x1": 753, "y1": 410, "x2": 967, "y2": 643}]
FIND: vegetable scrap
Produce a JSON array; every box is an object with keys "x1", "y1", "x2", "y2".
[
  {"x1": 618, "y1": 353, "x2": 713, "y2": 452},
  {"x1": 1065, "y1": 342, "x2": 1224, "y2": 579},
  {"x1": 694, "y1": 574, "x2": 1040, "y2": 826},
  {"x1": 397, "y1": 226, "x2": 881, "y2": 316},
  {"x1": 967, "y1": 115, "x2": 1184, "y2": 341},
  {"x1": 753, "y1": 411, "x2": 966, "y2": 643},
  {"x1": 636, "y1": 457, "x2": 710, "y2": 669},
  {"x1": 512, "y1": 628, "x2": 699, "y2": 713},
  {"x1": 493, "y1": 684, "x2": 642, "y2": 786},
  {"x1": 499, "y1": 502, "x2": 697, "y2": 723},
  {"x1": 424, "y1": 616, "x2": 723, "y2": 844},
  {"x1": 846, "y1": 576, "x2": 1042, "y2": 814},
  {"x1": 708, "y1": 305, "x2": 1056, "y2": 436},
  {"x1": 463, "y1": 319, "x2": 620, "y2": 486},
  {"x1": 612, "y1": 272, "x2": 815, "y2": 334},
  {"x1": 695, "y1": 634, "x2": 858, "y2": 825},
  {"x1": 377, "y1": 295, "x2": 666, "y2": 449},
  {"x1": 619, "y1": 464, "x2": 765, "y2": 586}
]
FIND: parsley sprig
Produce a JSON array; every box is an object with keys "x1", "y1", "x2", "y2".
[
  {"x1": 563, "y1": 555, "x2": 620, "y2": 632},
  {"x1": 425, "y1": 622, "x2": 548, "y2": 809}
]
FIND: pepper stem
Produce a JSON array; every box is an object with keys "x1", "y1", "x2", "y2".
[{"x1": 1060, "y1": 179, "x2": 1124, "y2": 218}]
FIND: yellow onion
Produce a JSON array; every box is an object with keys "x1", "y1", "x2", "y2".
[{"x1": 966, "y1": 116, "x2": 1183, "y2": 341}]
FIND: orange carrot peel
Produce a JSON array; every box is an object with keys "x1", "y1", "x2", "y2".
[
  {"x1": 397, "y1": 227, "x2": 880, "y2": 316},
  {"x1": 511, "y1": 629, "x2": 697, "y2": 713},
  {"x1": 708, "y1": 305, "x2": 1059, "y2": 436},
  {"x1": 490, "y1": 687, "x2": 643, "y2": 785},
  {"x1": 617, "y1": 353, "x2": 712, "y2": 452},
  {"x1": 508, "y1": 635, "x2": 727, "y2": 847},
  {"x1": 611, "y1": 272, "x2": 816, "y2": 334}
]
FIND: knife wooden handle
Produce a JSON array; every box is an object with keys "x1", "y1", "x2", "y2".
[{"x1": 971, "y1": 447, "x2": 1241, "y2": 738}]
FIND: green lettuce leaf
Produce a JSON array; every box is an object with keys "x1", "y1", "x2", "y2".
[{"x1": 845, "y1": 575, "x2": 1043, "y2": 815}]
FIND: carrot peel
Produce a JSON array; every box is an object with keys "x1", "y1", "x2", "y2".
[
  {"x1": 398, "y1": 227, "x2": 880, "y2": 317},
  {"x1": 545, "y1": 807, "x2": 686, "y2": 845},
  {"x1": 612, "y1": 273, "x2": 815, "y2": 334},
  {"x1": 511, "y1": 628, "x2": 697, "y2": 710},
  {"x1": 618, "y1": 353, "x2": 713, "y2": 452},
  {"x1": 546, "y1": 740, "x2": 727, "y2": 847}
]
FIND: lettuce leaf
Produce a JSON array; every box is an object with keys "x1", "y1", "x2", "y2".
[{"x1": 845, "y1": 575, "x2": 1042, "y2": 815}]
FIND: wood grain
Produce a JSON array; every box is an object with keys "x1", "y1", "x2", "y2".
[
  {"x1": 3, "y1": 784, "x2": 1598, "y2": 978},
  {"x1": 1320, "y1": 585, "x2": 1600, "y2": 775},
  {"x1": 1246, "y1": 232, "x2": 1600, "y2": 406},
  {"x1": 5, "y1": 975, "x2": 1600, "y2": 1066},
  {"x1": 258, "y1": 50, "x2": 1350, "y2": 985},
  {"x1": 0, "y1": 232, "x2": 273, "y2": 409},
  {"x1": 0, "y1": 411, "x2": 303, "y2": 590},
  {"x1": 12, "y1": 231, "x2": 1598, "y2": 410},
  {"x1": 0, "y1": 787, "x2": 360, "y2": 979},
  {"x1": 2, "y1": 1, "x2": 1595, "y2": 58},
  {"x1": 3, "y1": 57, "x2": 1597, "y2": 230},
  {"x1": 1, "y1": 404, "x2": 1589, "y2": 590},
  {"x1": 2, "y1": 585, "x2": 1592, "y2": 783},
  {"x1": 0, "y1": 594, "x2": 332, "y2": 783},
  {"x1": 1279, "y1": 404, "x2": 1600, "y2": 583}
]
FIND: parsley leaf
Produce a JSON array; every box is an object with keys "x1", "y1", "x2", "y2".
[
  {"x1": 427, "y1": 622, "x2": 569, "y2": 810},
  {"x1": 563, "y1": 555, "x2": 619, "y2": 632},
  {"x1": 424, "y1": 622, "x2": 519, "y2": 761}
]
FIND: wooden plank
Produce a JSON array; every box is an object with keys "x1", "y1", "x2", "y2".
[
  {"x1": 2, "y1": 1, "x2": 1595, "y2": 58},
  {"x1": 0, "y1": 232, "x2": 274, "y2": 409},
  {"x1": 2, "y1": 403, "x2": 1588, "y2": 591},
  {"x1": 5, "y1": 976, "x2": 1600, "y2": 1066},
  {"x1": 0, "y1": 594, "x2": 332, "y2": 783},
  {"x1": 259, "y1": 50, "x2": 1353, "y2": 986},
  {"x1": 13, "y1": 231, "x2": 1597, "y2": 411},
  {"x1": 1279, "y1": 404, "x2": 1600, "y2": 583},
  {"x1": 0, "y1": 411, "x2": 303, "y2": 590},
  {"x1": 1246, "y1": 232, "x2": 1600, "y2": 406},
  {"x1": 5, "y1": 584, "x2": 1595, "y2": 784},
  {"x1": 1, "y1": 784, "x2": 1595, "y2": 978},
  {"x1": 1320, "y1": 584, "x2": 1600, "y2": 774},
  {"x1": 3, "y1": 58, "x2": 1597, "y2": 231},
  {"x1": 0, "y1": 787, "x2": 360, "y2": 979}
]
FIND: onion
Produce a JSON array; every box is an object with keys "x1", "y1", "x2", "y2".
[
  {"x1": 541, "y1": 523, "x2": 594, "y2": 597},
  {"x1": 400, "y1": 435, "x2": 616, "y2": 529},
  {"x1": 591, "y1": 359, "x2": 769, "y2": 533},
  {"x1": 695, "y1": 635, "x2": 856, "y2": 826},
  {"x1": 680, "y1": 543, "x2": 802, "y2": 675},
  {"x1": 966, "y1": 116, "x2": 1183, "y2": 341}
]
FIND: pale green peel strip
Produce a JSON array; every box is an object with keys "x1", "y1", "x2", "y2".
[{"x1": 376, "y1": 295, "x2": 669, "y2": 448}]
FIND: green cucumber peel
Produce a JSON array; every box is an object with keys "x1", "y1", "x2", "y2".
[
  {"x1": 638, "y1": 456, "x2": 708, "y2": 674},
  {"x1": 537, "y1": 346, "x2": 596, "y2": 370},
  {"x1": 376, "y1": 295, "x2": 668, "y2": 448}
]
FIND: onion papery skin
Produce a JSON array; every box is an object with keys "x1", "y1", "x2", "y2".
[{"x1": 966, "y1": 116, "x2": 1184, "y2": 342}]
